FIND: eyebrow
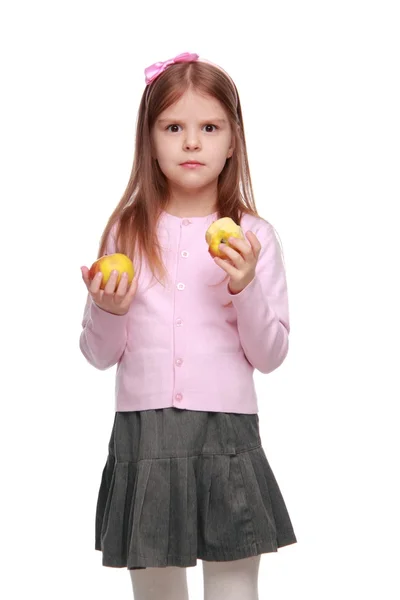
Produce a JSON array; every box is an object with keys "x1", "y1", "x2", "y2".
[{"x1": 157, "y1": 118, "x2": 228, "y2": 125}]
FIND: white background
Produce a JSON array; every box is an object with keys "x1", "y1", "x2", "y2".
[{"x1": 1, "y1": 0, "x2": 399, "y2": 598}]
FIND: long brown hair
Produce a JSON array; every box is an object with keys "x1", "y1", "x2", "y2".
[{"x1": 96, "y1": 60, "x2": 261, "y2": 287}]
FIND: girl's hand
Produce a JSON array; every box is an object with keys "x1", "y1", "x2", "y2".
[
  {"x1": 214, "y1": 231, "x2": 262, "y2": 295},
  {"x1": 80, "y1": 266, "x2": 138, "y2": 316}
]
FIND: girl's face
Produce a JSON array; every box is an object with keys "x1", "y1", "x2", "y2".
[{"x1": 152, "y1": 89, "x2": 234, "y2": 192}]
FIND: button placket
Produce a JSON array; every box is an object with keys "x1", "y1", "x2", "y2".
[{"x1": 172, "y1": 218, "x2": 193, "y2": 405}]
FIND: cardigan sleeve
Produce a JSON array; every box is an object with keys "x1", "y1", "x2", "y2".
[
  {"x1": 79, "y1": 223, "x2": 129, "y2": 370},
  {"x1": 228, "y1": 221, "x2": 290, "y2": 374}
]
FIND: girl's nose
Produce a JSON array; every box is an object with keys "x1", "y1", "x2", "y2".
[
  {"x1": 184, "y1": 141, "x2": 200, "y2": 150},
  {"x1": 183, "y1": 131, "x2": 201, "y2": 151}
]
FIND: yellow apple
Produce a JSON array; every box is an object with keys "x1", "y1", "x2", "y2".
[
  {"x1": 89, "y1": 253, "x2": 135, "y2": 290},
  {"x1": 205, "y1": 217, "x2": 245, "y2": 258}
]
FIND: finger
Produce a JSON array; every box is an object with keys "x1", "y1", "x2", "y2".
[
  {"x1": 219, "y1": 243, "x2": 244, "y2": 267},
  {"x1": 81, "y1": 266, "x2": 91, "y2": 289},
  {"x1": 245, "y1": 231, "x2": 262, "y2": 256},
  {"x1": 228, "y1": 236, "x2": 254, "y2": 259},
  {"x1": 214, "y1": 256, "x2": 238, "y2": 277},
  {"x1": 115, "y1": 272, "x2": 129, "y2": 299},
  {"x1": 128, "y1": 276, "x2": 138, "y2": 297},
  {"x1": 89, "y1": 271, "x2": 104, "y2": 294},
  {"x1": 117, "y1": 275, "x2": 137, "y2": 308},
  {"x1": 103, "y1": 270, "x2": 119, "y2": 295}
]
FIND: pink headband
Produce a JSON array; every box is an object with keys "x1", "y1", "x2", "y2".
[
  {"x1": 144, "y1": 52, "x2": 236, "y2": 89},
  {"x1": 144, "y1": 52, "x2": 199, "y2": 85}
]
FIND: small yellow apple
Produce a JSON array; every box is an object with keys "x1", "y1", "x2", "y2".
[
  {"x1": 89, "y1": 253, "x2": 135, "y2": 290},
  {"x1": 205, "y1": 217, "x2": 245, "y2": 258}
]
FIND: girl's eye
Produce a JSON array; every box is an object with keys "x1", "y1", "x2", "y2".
[
  {"x1": 167, "y1": 124, "x2": 182, "y2": 133},
  {"x1": 166, "y1": 124, "x2": 218, "y2": 133}
]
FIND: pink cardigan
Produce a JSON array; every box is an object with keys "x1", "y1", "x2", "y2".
[{"x1": 79, "y1": 210, "x2": 289, "y2": 414}]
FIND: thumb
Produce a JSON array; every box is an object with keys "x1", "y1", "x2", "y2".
[
  {"x1": 81, "y1": 266, "x2": 90, "y2": 288},
  {"x1": 128, "y1": 276, "x2": 138, "y2": 297}
]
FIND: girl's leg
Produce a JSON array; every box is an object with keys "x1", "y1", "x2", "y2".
[
  {"x1": 129, "y1": 566, "x2": 190, "y2": 600},
  {"x1": 202, "y1": 555, "x2": 261, "y2": 600}
]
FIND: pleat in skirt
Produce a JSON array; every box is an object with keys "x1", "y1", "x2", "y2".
[{"x1": 95, "y1": 408, "x2": 297, "y2": 570}]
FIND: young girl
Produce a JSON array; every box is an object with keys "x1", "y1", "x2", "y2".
[{"x1": 80, "y1": 52, "x2": 297, "y2": 600}]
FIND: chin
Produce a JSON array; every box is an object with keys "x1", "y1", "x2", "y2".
[{"x1": 171, "y1": 174, "x2": 214, "y2": 191}]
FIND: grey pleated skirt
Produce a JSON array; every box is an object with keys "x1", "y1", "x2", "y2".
[{"x1": 95, "y1": 408, "x2": 297, "y2": 570}]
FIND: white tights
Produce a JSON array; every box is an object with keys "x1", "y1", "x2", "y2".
[{"x1": 129, "y1": 555, "x2": 260, "y2": 600}]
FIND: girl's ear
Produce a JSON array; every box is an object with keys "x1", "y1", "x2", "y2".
[
  {"x1": 149, "y1": 131, "x2": 157, "y2": 159},
  {"x1": 227, "y1": 124, "x2": 238, "y2": 158},
  {"x1": 227, "y1": 137, "x2": 235, "y2": 159}
]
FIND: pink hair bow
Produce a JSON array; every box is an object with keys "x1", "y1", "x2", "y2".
[{"x1": 144, "y1": 52, "x2": 199, "y2": 85}]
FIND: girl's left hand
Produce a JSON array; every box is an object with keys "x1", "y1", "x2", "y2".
[{"x1": 214, "y1": 231, "x2": 262, "y2": 295}]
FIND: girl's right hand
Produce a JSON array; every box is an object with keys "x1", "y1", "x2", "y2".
[{"x1": 80, "y1": 266, "x2": 138, "y2": 316}]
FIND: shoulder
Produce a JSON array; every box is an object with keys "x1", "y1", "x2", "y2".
[
  {"x1": 240, "y1": 212, "x2": 275, "y2": 237},
  {"x1": 240, "y1": 213, "x2": 285, "y2": 260}
]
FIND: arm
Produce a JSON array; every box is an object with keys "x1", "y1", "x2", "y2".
[
  {"x1": 228, "y1": 222, "x2": 290, "y2": 374},
  {"x1": 79, "y1": 223, "x2": 129, "y2": 370}
]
